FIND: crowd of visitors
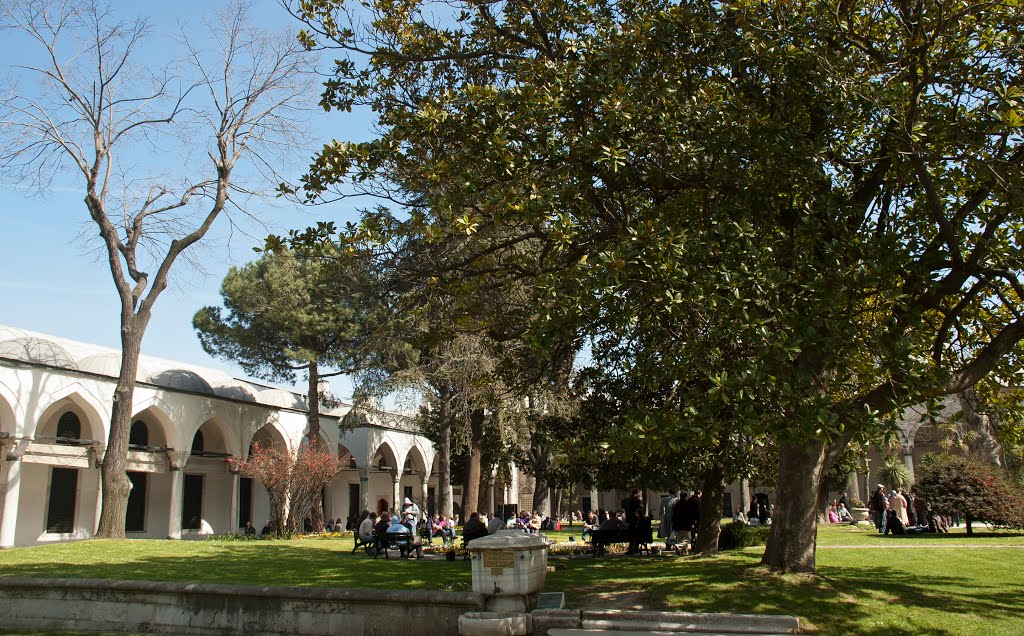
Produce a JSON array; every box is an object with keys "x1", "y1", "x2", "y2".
[{"x1": 862, "y1": 484, "x2": 958, "y2": 535}]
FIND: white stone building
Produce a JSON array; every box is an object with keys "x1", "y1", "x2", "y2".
[{"x1": 0, "y1": 325, "x2": 446, "y2": 548}]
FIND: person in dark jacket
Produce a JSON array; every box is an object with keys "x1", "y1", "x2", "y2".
[
  {"x1": 686, "y1": 491, "x2": 702, "y2": 544},
  {"x1": 462, "y1": 512, "x2": 489, "y2": 544},
  {"x1": 672, "y1": 491, "x2": 693, "y2": 548}
]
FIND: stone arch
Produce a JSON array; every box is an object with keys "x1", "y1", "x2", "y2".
[
  {"x1": 0, "y1": 386, "x2": 15, "y2": 437},
  {"x1": 337, "y1": 442, "x2": 358, "y2": 469},
  {"x1": 129, "y1": 403, "x2": 173, "y2": 450},
  {"x1": 370, "y1": 439, "x2": 399, "y2": 473},
  {"x1": 189, "y1": 417, "x2": 233, "y2": 458},
  {"x1": 32, "y1": 389, "x2": 106, "y2": 443},
  {"x1": 301, "y1": 430, "x2": 331, "y2": 454},
  {"x1": 403, "y1": 445, "x2": 428, "y2": 477},
  {"x1": 248, "y1": 423, "x2": 289, "y2": 457}
]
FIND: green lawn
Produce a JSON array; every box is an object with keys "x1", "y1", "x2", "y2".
[{"x1": 1, "y1": 525, "x2": 1021, "y2": 635}]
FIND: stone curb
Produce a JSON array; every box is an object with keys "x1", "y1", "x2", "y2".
[{"x1": 0, "y1": 577, "x2": 483, "y2": 607}]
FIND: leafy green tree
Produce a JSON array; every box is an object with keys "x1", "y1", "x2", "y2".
[
  {"x1": 286, "y1": 0, "x2": 1024, "y2": 572},
  {"x1": 194, "y1": 249, "x2": 386, "y2": 529},
  {"x1": 917, "y1": 453, "x2": 1024, "y2": 535}
]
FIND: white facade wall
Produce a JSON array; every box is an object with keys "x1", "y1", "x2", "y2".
[{"x1": 0, "y1": 326, "x2": 443, "y2": 547}]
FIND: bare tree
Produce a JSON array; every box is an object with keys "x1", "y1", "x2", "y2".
[{"x1": 0, "y1": 0, "x2": 313, "y2": 538}]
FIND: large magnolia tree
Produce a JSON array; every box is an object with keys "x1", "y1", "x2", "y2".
[
  {"x1": 0, "y1": 0, "x2": 312, "y2": 537},
  {"x1": 287, "y1": 0, "x2": 1024, "y2": 572}
]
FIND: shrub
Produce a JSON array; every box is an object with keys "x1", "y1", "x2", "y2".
[
  {"x1": 849, "y1": 498, "x2": 866, "y2": 509},
  {"x1": 916, "y1": 453, "x2": 1024, "y2": 535},
  {"x1": 718, "y1": 521, "x2": 771, "y2": 550}
]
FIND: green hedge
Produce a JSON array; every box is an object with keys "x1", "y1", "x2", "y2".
[{"x1": 717, "y1": 521, "x2": 771, "y2": 550}]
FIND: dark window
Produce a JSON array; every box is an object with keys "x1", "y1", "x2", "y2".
[
  {"x1": 46, "y1": 467, "x2": 78, "y2": 533},
  {"x1": 125, "y1": 472, "x2": 147, "y2": 532},
  {"x1": 238, "y1": 478, "x2": 253, "y2": 528},
  {"x1": 403, "y1": 485, "x2": 413, "y2": 502},
  {"x1": 129, "y1": 420, "x2": 149, "y2": 450},
  {"x1": 191, "y1": 431, "x2": 205, "y2": 454},
  {"x1": 427, "y1": 487, "x2": 435, "y2": 515},
  {"x1": 722, "y1": 492, "x2": 733, "y2": 519},
  {"x1": 56, "y1": 412, "x2": 81, "y2": 444},
  {"x1": 182, "y1": 474, "x2": 203, "y2": 530},
  {"x1": 348, "y1": 483, "x2": 360, "y2": 519},
  {"x1": 582, "y1": 496, "x2": 592, "y2": 514}
]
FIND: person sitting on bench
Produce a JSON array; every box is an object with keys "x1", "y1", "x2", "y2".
[
  {"x1": 358, "y1": 511, "x2": 376, "y2": 552},
  {"x1": 463, "y1": 511, "x2": 489, "y2": 544}
]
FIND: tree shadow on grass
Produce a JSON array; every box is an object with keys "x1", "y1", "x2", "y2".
[{"x1": 545, "y1": 552, "x2": 1024, "y2": 636}]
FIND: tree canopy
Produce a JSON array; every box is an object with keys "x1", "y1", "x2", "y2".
[{"x1": 285, "y1": 0, "x2": 1024, "y2": 571}]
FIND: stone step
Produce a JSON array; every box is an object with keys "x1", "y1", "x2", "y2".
[{"x1": 533, "y1": 609, "x2": 799, "y2": 635}]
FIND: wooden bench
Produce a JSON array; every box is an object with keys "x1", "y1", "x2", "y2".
[
  {"x1": 373, "y1": 531, "x2": 413, "y2": 559},
  {"x1": 352, "y1": 533, "x2": 373, "y2": 554},
  {"x1": 588, "y1": 526, "x2": 653, "y2": 556}
]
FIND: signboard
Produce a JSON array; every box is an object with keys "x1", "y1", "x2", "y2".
[{"x1": 483, "y1": 550, "x2": 514, "y2": 575}]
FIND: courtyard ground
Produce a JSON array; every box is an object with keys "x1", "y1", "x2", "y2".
[{"x1": 0, "y1": 523, "x2": 1021, "y2": 635}]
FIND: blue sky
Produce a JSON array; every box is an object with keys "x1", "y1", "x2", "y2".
[{"x1": 0, "y1": 1, "x2": 373, "y2": 399}]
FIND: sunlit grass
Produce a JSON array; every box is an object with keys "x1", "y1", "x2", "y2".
[{"x1": 1, "y1": 524, "x2": 1021, "y2": 635}]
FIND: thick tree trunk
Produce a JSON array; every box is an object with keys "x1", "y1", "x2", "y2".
[
  {"x1": 532, "y1": 472, "x2": 550, "y2": 515},
  {"x1": 306, "y1": 361, "x2": 324, "y2": 532},
  {"x1": 462, "y1": 408, "x2": 485, "y2": 515},
  {"x1": 761, "y1": 439, "x2": 828, "y2": 573},
  {"x1": 696, "y1": 463, "x2": 726, "y2": 555},
  {"x1": 96, "y1": 318, "x2": 147, "y2": 539},
  {"x1": 437, "y1": 389, "x2": 453, "y2": 516}
]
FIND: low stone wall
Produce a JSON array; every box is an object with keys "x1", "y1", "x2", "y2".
[{"x1": 0, "y1": 577, "x2": 483, "y2": 636}]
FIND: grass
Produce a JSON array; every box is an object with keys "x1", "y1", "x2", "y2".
[{"x1": 1, "y1": 525, "x2": 1022, "y2": 635}]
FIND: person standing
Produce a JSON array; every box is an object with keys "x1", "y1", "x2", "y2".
[
  {"x1": 869, "y1": 484, "x2": 888, "y2": 534},
  {"x1": 658, "y1": 490, "x2": 679, "y2": 542},
  {"x1": 402, "y1": 497, "x2": 421, "y2": 531},
  {"x1": 686, "y1": 491, "x2": 702, "y2": 544},
  {"x1": 890, "y1": 489, "x2": 910, "y2": 527}
]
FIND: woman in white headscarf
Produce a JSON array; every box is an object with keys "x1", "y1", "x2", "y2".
[
  {"x1": 890, "y1": 490, "x2": 910, "y2": 527},
  {"x1": 402, "y1": 497, "x2": 421, "y2": 530}
]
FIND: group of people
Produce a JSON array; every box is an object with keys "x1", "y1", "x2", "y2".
[
  {"x1": 654, "y1": 490, "x2": 702, "y2": 551},
  {"x1": 578, "y1": 490, "x2": 655, "y2": 555},
  {"x1": 825, "y1": 500, "x2": 854, "y2": 523},
  {"x1": 352, "y1": 497, "x2": 513, "y2": 558},
  {"x1": 867, "y1": 484, "x2": 957, "y2": 535},
  {"x1": 354, "y1": 497, "x2": 426, "y2": 558}
]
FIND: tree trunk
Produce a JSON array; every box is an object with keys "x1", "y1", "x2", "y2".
[
  {"x1": 462, "y1": 408, "x2": 485, "y2": 515},
  {"x1": 761, "y1": 438, "x2": 828, "y2": 573},
  {"x1": 533, "y1": 472, "x2": 550, "y2": 516},
  {"x1": 696, "y1": 463, "x2": 726, "y2": 555},
  {"x1": 436, "y1": 388, "x2": 453, "y2": 516},
  {"x1": 966, "y1": 514, "x2": 974, "y2": 536},
  {"x1": 306, "y1": 361, "x2": 324, "y2": 532},
  {"x1": 95, "y1": 317, "x2": 147, "y2": 539}
]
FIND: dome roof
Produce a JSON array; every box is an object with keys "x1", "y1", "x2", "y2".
[
  {"x1": 0, "y1": 336, "x2": 79, "y2": 370},
  {"x1": 257, "y1": 388, "x2": 304, "y2": 409},
  {"x1": 146, "y1": 368, "x2": 215, "y2": 395},
  {"x1": 210, "y1": 378, "x2": 259, "y2": 402},
  {"x1": 78, "y1": 352, "x2": 126, "y2": 378}
]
